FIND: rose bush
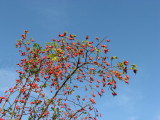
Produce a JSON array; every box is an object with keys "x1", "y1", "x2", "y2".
[{"x1": 0, "y1": 31, "x2": 137, "y2": 120}]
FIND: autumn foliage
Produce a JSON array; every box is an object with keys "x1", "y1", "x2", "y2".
[{"x1": 0, "y1": 31, "x2": 137, "y2": 120}]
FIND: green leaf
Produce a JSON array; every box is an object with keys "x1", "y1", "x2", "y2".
[
  {"x1": 28, "y1": 117, "x2": 31, "y2": 120},
  {"x1": 111, "y1": 56, "x2": 118, "y2": 59},
  {"x1": 46, "y1": 42, "x2": 51, "y2": 45},
  {"x1": 70, "y1": 89, "x2": 75, "y2": 94},
  {"x1": 25, "y1": 41, "x2": 30, "y2": 45},
  {"x1": 48, "y1": 54, "x2": 58, "y2": 61},
  {"x1": 41, "y1": 83, "x2": 47, "y2": 88},
  {"x1": 130, "y1": 64, "x2": 137, "y2": 70},
  {"x1": 51, "y1": 107, "x2": 55, "y2": 111},
  {"x1": 76, "y1": 95, "x2": 80, "y2": 98},
  {"x1": 52, "y1": 42, "x2": 59, "y2": 47},
  {"x1": 131, "y1": 64, "x2": 137, "y2": 67},
  {"x1": 83, "y1": 112, "x2": 87, "y2": 114},
  {"x1": 56, "y1": 108, "x2": 59, "y2": 113}
]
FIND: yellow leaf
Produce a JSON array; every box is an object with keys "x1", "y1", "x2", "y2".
[{"x1": 48, "y1": 54, "x2": 58, "y2": 61}]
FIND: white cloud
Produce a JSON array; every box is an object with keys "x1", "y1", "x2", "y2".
[
  {"x1": 156, "y1": 114, "x2": 160, "y2": 120},
  {"x1": 114, "y1": 94, "x2": 130, "y2": 105},
  {"x1": 32, "y1": 1, "x2": 70, "y2": 31},
  {"x1": 100, "y1": 86, "x2": 144, "y2": 117},
  {"x1": 128, "y1": 116, "x2": 137, "y2": 120},
  {"x1": 0, "y1": 69, "x2": 17, "y2": 92}
]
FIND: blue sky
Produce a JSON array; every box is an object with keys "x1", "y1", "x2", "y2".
[{"x1": 0, "y1": 0, "x2": 160, "y2": 120}]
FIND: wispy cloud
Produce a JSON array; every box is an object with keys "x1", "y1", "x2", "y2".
[
  {"x1": 33, "y1": 1, "x2": 70, "y2": 31},
  {"x1": 155, "y1": 114, "x2": 160, "y2": 120},
  {"x1": 128, "y1": 116, "x2": 137, "y2": 120},
  {"x1": 0, "y1": 69, "x2": 17, "y2": 93},
  {"x1": 104, "y1": 87, "x2": 143, "y2": 107}
]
